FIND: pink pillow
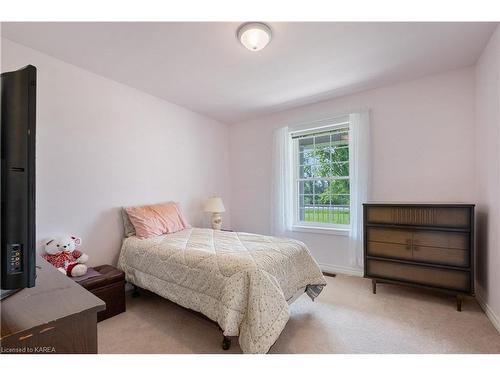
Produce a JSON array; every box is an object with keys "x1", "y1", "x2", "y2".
[{"x1": 125, "y1": 202, "x2": 189, "y2": 239}]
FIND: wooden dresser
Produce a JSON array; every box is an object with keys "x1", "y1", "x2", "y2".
[
  {"x1": 1, "y1": 256, "x2": 105, "y2": 354},
  {"x1": 363, "y1": 203, "x2": 475, "y2": 311}
]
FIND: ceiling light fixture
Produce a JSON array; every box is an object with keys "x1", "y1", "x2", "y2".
[{"x1": 237, "y1": 22, "x2": 272, "y2": 52}]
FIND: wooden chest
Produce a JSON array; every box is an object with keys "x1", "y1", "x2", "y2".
[
  {"x1": 76, "y1": 265, "x2": 126, "y2": 322},
  {"x1": 363, "y1": 203, "x2": 475, "y2": 311}
]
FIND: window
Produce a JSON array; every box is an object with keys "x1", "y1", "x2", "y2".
[{"x1": 292, "y1": 118, "x2": 350, "y2": 229}]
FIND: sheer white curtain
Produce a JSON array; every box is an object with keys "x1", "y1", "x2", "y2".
[
  {"x1": 270, "y1": 126, "x2": 294, "y2": 235},
  {"x1": 349, "y1": 111, "x2": 371, "y2": 267}
]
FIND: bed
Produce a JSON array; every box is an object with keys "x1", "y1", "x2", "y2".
[{"x1": 117, "y1": 227, "x2": 326, "y2": 354}]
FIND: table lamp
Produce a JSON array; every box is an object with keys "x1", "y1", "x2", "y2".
[{"x1": 204, "y1": 197, "x2": 225, "y2": 230}]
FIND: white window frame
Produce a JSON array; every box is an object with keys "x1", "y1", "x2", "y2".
[{"x1": 290, "y1": 117, "x2": 351, "y2": 236}]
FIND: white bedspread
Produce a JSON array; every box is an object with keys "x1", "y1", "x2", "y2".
[{"x1": 117, "y1": 228, "x2": 326, "y2": 353}]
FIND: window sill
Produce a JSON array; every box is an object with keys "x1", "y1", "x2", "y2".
[{"x1": 291, "y1": 225, "x2": 350, "y2": 236}]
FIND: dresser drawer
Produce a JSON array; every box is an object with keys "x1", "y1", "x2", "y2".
[
  {"x1": 367, "y1": 227, "x2": 412, "y2": 244},
  {"x1": 413, "y1": 231, "x2": 468, "y2": 249},
  {"x1": 366, "y1": 259, "x2": 470, "y2": 292},
  {"x1": 367, "y1": 241, "x2": 413, "y2": 260},
  {"x1": 366, "y1": 206, "x2": 471, "y2": 228},
  {"x1": 412, "y1": 246, "x2": 469, "y2": 267},
  {"x1": 412, "y1": 231, "x2": 470, "y2": 267},
  {"x1": 366, "y1": 227, "x2": 412, "y2": 260}
]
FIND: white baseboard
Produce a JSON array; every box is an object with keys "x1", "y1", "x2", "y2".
[
  {"x1": 319, "y1": 263, "x2": 363, "y2": 277},
  {"x1": 476, "y1": 292, "x2": 500, "y2": 334}
]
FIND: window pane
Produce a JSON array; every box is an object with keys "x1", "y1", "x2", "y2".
[
  {"x1": 332, "y1": 146, "x2": 349, "y2": 162},
  {"x1": 299, "y1": 149, "x2": 315, "y2": 165},
  {"x1": 332, "y1": 131, "x2": 349, "y2": 147},
  {"x1": 330, "y1": 179, "x2": 350, "y2": 195},
  {"x1": 331, "y1": 194, "x2": 350, "y2": 206},
  {"x1": 304, "y1": 207, "x2": 314, "y2": 222},
  {"x1": 316, "y1": 204, "x2": 329, "y2": 223},
  {"x1": 313, "y1": 148, "x2": 332, "y2": 173},
  {"x1": 314, "y1": 208, "x2": 325, "y2": 223},
  {"x1": 298, "y1": 194, "x2": 310, "y2": 207},
  {"x1": 298, "y1": 137, "x2": 314, "y2": 153},
  {"x1": 315, "y1": 162, "x2": 348, "y2": 178},
  {"x1": 312, "y1": 194, "x2": 322, "y2": 205},
  {"x1": 313, "y1": 180, "x2": 328, "y2": 195},
  {"x1": 299, "y1": 165, "x2": 313, "y2": 178},
  {"x1": 315, "y1": 134, "x2": 330, "y2": 149},
  {"x1": 299, "y1": 208, "x2": 305, "y2": 221},
  {"x1": 332, "y1": 162, "x2": 349, "y2": 176},
  {"x1": 315, "y1": 164, "x2": 330, "y2": 178},
  {"x1": 313, "y1": 181, "x2": 330, "y2": 208},
  {"x1": 299, "y1": 195, "x2": 313, "y2": 206},
  {"x1": 299, "y1": 181, "x2": 313, "y2": 195},
  {"x1": 331, "y1": 205, "x2": 350, "y2": 225},
  {"x1": 313, "y1": 165, "x2": 322, "y2": 177}
]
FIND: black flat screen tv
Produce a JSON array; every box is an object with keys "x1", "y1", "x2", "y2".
[{"x1": 1, "y1": 65, "x2": 37, "y2": 298}]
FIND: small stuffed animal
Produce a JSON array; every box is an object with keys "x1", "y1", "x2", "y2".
[{"x1": 43, "y1": 235, "x2": 89, "y2": 277}]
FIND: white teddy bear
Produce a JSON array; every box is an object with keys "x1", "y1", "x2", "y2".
[{"x1": 43, "y1": 235, "x2": 89, "y2": 277}]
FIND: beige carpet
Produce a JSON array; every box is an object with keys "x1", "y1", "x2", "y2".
[{"x1": 98, "y1": 274, "x2": 500, "y2": 354}]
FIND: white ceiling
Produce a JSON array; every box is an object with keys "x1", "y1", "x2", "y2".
[{"x1": 1, "y1": 22, "x2": 497, "y2": 124}]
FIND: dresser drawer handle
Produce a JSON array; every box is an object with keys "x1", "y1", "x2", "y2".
[
  {"x1": 405, "y1": 239, "x2": 411, "y2": 250},
  {"x1": 18, "y1": 333, "x2": 33, "y2": 341}
]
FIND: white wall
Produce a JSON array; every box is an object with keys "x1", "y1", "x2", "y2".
[
  {"x1": 475, "y1": 25, "x2": 500, "y2": 330},
  {"x1": 1, "y1": 39, "x2": 231, "y2": 266},
  {"x1": 229, "y1": 68, "x2": 476, "y2": 273}
]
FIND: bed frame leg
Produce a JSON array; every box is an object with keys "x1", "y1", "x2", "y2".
[
  {"x1": 222, "y1": 336, "x2": 231, "y2": 350},
  {"x1": 372, "y1": 279, "x2": 377, "y2": 294},
  {"x1": 132, "y1": 284, "x2": 140, "y2": 298},
  {"x1": 456, "y1": 295, "x2": 462, "y2": 312}
]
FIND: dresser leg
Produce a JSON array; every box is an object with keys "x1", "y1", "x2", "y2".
[
  {"x1": 372, "y1": 279, "x2": 377, "y2": 294},
  {"x1": 456, "y1": 295, "x2": 462, "y2": 312}
]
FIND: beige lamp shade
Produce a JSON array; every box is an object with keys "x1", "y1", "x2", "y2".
[{"x1": 204, "y1": 197, "x2": 225, "y2": 213}]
